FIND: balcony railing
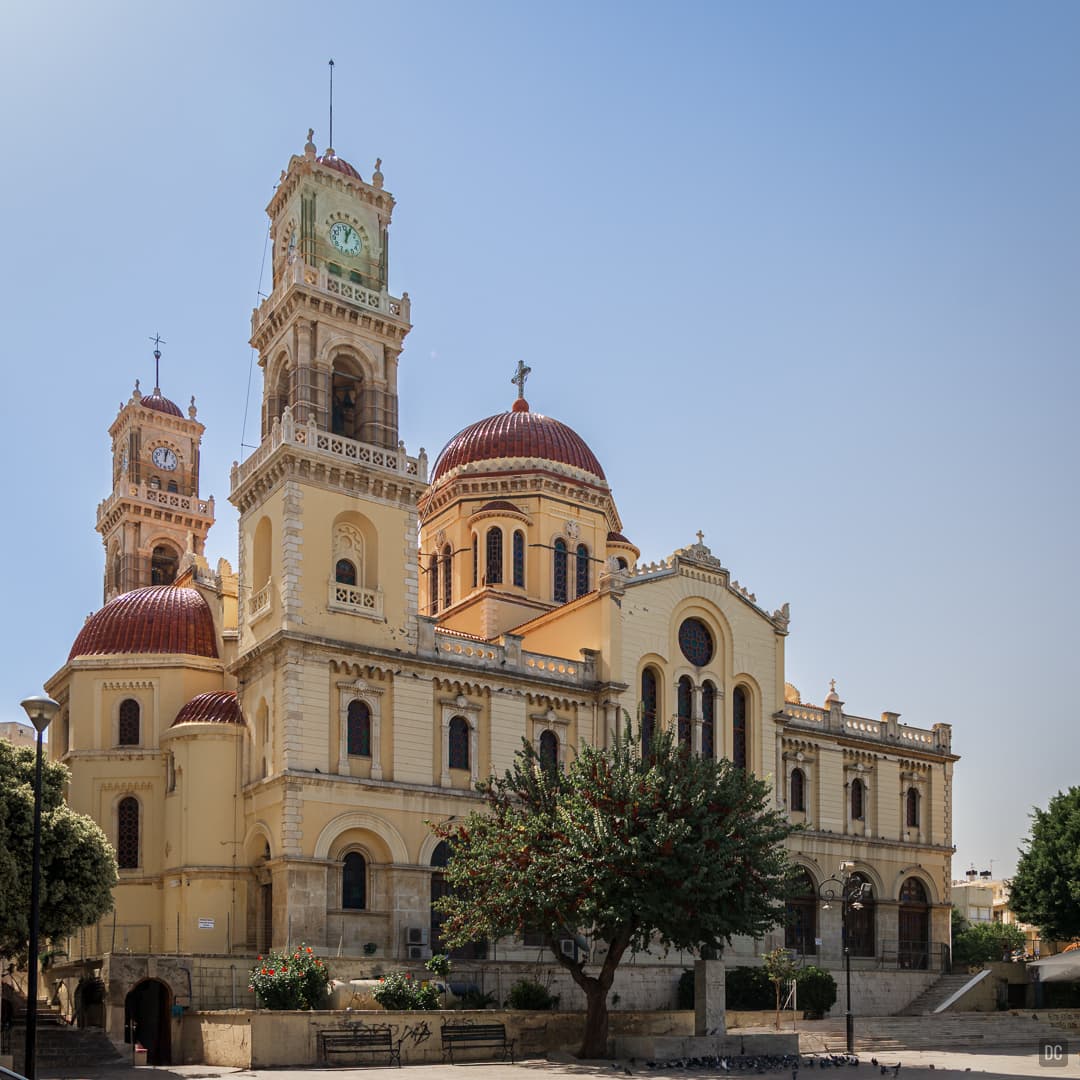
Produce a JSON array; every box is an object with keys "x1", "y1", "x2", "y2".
[
  {"x1": 248, "y1": 579, "x2": 272, "y2": 623},
  {"x1": 328, "y1": 579, "x2": 383, "y2": 619}
]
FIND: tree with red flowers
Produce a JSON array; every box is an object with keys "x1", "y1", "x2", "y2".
[{"x1": 432, "y1": 716, "x2": 794, "y2": 1058}]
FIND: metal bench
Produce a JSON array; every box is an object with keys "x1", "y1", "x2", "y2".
[
  {"x1": 318, "y1": 1023, "x2": 402, "y2": 1067},
  {"x1": 440, "y1": 1020, "x2": 515, "y2": 1064}
]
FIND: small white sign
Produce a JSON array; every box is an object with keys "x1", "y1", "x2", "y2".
[
  {"x1": 198, "y1": 917, "x2": 215, "y2": 929},
  {"x1": 814, "y1": 937, "x2": 823, "y2": 946}
]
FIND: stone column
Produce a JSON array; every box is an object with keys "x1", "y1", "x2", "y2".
[{"x1": 694, "y1": 957, "x2": 726, "y2": 1036}]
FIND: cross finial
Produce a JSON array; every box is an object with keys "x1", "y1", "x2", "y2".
[
  {"x1": 511, "y1": 360, "x2": 532, "y2": 399},
  {"x1": 830, "y1": 678, "x2": 837, "y2": 693},
  {"x1": 149, "y1": 333, "x2": 166, "y2": 391},
  {"x1": 696, "y1": 530, "x2": 705, "y2": 545}
]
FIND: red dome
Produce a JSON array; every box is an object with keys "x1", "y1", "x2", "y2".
[
  {"x1": 172, "y1": 691, "x2": 243, "y2": 727},
  {"x1": 141, "y1": 392, "x2": 183, "y2": 417},
  {"x1": 317, "y1": 151, "x2": 362, "y2": 180},
  {"x1": 432, "y1": 406, "x2": 606, "y2": 485},
  {"x1": 69, "y1": 586, "x2": 219, "y2": 661}
]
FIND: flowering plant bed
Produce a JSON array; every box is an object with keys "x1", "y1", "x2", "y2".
[{"x1": 248, "y1": 944, "x2": 331, "y2": 1009}]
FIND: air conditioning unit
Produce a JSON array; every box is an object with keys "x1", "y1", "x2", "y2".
[
  {"x1": 404, "y1": 927, "x2": 429, "y2": 946},
  {"x1": 559, "y1": 938, "x2": 576, "y2": 958},
  {"x1": 407, "y1": 945, "x2": 432, "y2": 961}
]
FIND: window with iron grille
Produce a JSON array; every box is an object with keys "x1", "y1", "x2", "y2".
[
  {"x1": 790, "y1": 767, "x2": 806, "y2": 812},
  {"x1": 677, "y1": 676, "x2": 693, "y2": 747},
  {"x1": 539, "y1": 729, "x2": 559, "y2": 770},
  {"x1": 485, "y1": 527, "x2": 503, "y2": 585},
  {"x1": 851, "y1": 778, "x2": 865, "y2": 820},
  {"x1": 472, "y1": 534, "x2": 478, "y2": 588},
  {"x1": 441, "y1": 545, "x2": 452, "y2": 609},
  {"x1": 575, "y1": 544, "x2": 589, "y2": 598},
  {"x1": 732, "y1": 685, "x2": 748, "y2": 769},
  {"x1": 347, "y1": 700, "x2": 371, "y2": 757},
  {"x1": 448, "y1": 715, "x2": 469, "y2": 770},
  {"x1": 701, "y1": 680, "x2": 715, "y2": 758},
  {"x1": 641, "y1": 667, "x2": 658, "y2": 756},
  {"x1": 513, "y1": 531, "x2": 525, "y2": 587},
  {"x1": 117, "y1": 797, "x2": 139, "y2": 869},
  {"x1": 553, "y1": 539, "x2": 568, "y2": 603},
  {"x1": 906, "y1": 787, "x2": 920, "y2": 827},
  {"x1": 678, "y1": 618, "x2": 714, "y2": 667},
  {"x1": 118, "y1": 698, "x2": 140, "y2": 746},
  {"x1": 429, "y1": 554, "x2": 439, "y2": 615}
]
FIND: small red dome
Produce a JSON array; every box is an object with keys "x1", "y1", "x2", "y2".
[
  {"x1": 141, "y1": 392, "x2": 184, "y2": 417},
  {"x1": 432, "y1": 409, "x2": 606, "y2": 485},
  {"x1": 69, "y1": 586, "x2": 218, "y2": 661},
  {"x1": 173, "y1": 691, "x2": 243, "y2": 727},
  {"x1": 317, "y1": 151, "x2": 362, "y2": 180},
  {"x1": 607, "y1": 531, "x2": 633, "y2": 545},
  {"x1": 478, "y1": 500, "x2": 524, "y2": 514}
]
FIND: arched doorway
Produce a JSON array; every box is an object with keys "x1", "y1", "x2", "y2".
[
  {"x1": 898, "y1": 877, "x2": 930, "y2": 969},
  {"x1": 124, "y1": 979, "x2": 171, "y2": 1065},
  {"x1": 785, "y1": 868, "x2": 818, "y2": 955},
  {"x1": 847, "y1": 872, "x2": 876, "y2": 958},
  {"x1": 430, "y1": 842, "x2": 487, "y2": 960}
]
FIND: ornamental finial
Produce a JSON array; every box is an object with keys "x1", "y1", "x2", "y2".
[{"x1": 511, "y1": 359, "x2": 532, "y2": 400}]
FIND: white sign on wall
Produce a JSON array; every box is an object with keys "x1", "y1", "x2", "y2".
[{"x1": 198, "y1": 917, "x2": 215, "y2": 929}]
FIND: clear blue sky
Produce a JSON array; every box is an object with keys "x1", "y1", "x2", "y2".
[{"x1": 2, "y1": 1, "x2": 1076, "y2": 880}]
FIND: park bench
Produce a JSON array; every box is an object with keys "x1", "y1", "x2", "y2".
[
  {"x1": 440, "y1": 1020, "x2": 515, "y2": 1064},
  {"x1": 318, "y1": 1023, "x2": 402, "y2": 1067}
]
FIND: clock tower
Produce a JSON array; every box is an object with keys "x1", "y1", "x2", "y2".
[{"x1": 96, "y1": 346, "x2": 215, "y2": 600}]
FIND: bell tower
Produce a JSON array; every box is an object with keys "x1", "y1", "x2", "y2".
[{"x1": 96, "y1": 343, "x2": 215, "y2": 600}]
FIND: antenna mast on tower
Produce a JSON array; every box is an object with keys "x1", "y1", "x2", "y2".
[{"x1": 328, "y1": 58, "x2": 335, "y2": 148}]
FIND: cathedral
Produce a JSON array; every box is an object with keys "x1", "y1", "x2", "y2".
[{"x1": 43, "y1": 132, "x2": 957, "y2": 1051}]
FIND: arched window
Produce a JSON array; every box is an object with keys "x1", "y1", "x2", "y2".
[
  {"x1": 253, "y1": 517, "x2": 272, "y2": 589},
  {"x1": 151, "y1": 544, "x2": 178, "y2": 586},
  {"x1": 553, "y1": 539, "x2": 568, "y2": 603},
  {"x1": 677, "y1": 676, "x2": 693, "y2": 748},
  {"x1": 641, "y1": 667, "x2": 658, "y2": 756},
  {"x1": 118, "y1": 698, "x2": 140, "y2": 746},
  {"x1": 785, "y1": 868, "x2": 817, "y2": 954},
  {"x1": 485, "y1": 527, "x2": 503, "y2": 585},
  {"x1": 448, "y1": 716, "x2": 469, "y2": 770},
  {"x1": 575, "y1": 544, "x2": 590, "y2": 598},
  {"x1": 616, "y1": 556, "x2": 628, "y2": 570},
  {"x1": 429, "y1": 554, "x2": 439, "y2": 615},
  {"x1": 732, "y1": 686, "x2": 749, "y2": 770},
  {"x1": 899, "y1": 877, "x2": 930, "y2": 969},
  {"x1": 539, "y1": 729, "x2": 559, "y2": 771},
  {"x1": 847, "y1": 873, "x2": 876, "y2": 957},
  {"x1": 167, "y1": 480, "x2": 178, "y2": 494},
  {"x1": 431, "y1": 841, "x2": 487, "y2": 960},
  {"x1": 117, "y1": 797, "x2": 139, "y2": 869},
  {"x1": 342, "y1": 852, "x2": 367, "y2": 910},
  {"x1": 471, "y1": 534, "x2": 478, "y2": 589},
  {"x1": 906, "y1": 787, "x2": 920, "y2": 828},
  {"x1": 790, "y1": 767, "x2": 806, "y2": 812},
  {"x1": 851, "y1": 778, "x2": 865, "y2": 821},
  {"x1": 335, "y1": 559, "x2": 357, "y2": 586},
  {"x1": 441, "y1": 545, "x2": 452, "y2": 609},
  {"x1": 331, "y1": 363, "x2": 362, "y2": 440},
  {"x1": 347, "y1": 700, "x2": 371, "y2": 757},
  {"x1": 112, "y1": 551, "x2": 123, "y2": 593},
  {"x1": 701, "y1": 680, "x2": 715, "y2": 759},
  {"x1": 513, "y1": 531, "x2": 525, "y2": 588}
]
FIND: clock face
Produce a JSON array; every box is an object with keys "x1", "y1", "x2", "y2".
[
  {"x1": 329, "y1": 221, "x2": 362, "y2": 256},
  {"x1": 152, "y1": 446, "x2": 178, "y2": 471}
]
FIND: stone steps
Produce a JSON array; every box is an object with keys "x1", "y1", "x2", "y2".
[
  {"x1": 798, "y1": 1012, "x2": 1072, "y2": 1053},
  {"x1": 899, "y1": 972, "x2": 981, "y2": 1015},
  {"x1": 8, "y1": 1022, "x2": 128, "y2": 1068}
]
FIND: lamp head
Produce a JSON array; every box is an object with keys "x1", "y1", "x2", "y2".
[{"x1": 20, "y1": 695, "x2": 60, "y2": 734}]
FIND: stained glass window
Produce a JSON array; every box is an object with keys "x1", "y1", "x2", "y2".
[
  {"x1": 513, "y1": 531, "x2": 525, "y2": 588},
  {"x1": 539, "y1": 729, "x2": 559, "y2": 770},
  {"x1": 906, "y1": 787, "x2": 920, "y2": 827},
  {"x1": 851, "y1": 778, "x2": 865, "y2": 820},
  {"x1": 486, "y1": 527, "x2": 503, "y2": 585},
  {"x1": 335, "y1": 559, "x2": 357, "y2": 586},
  {"x1": 678, "y1": 618, "x2": 714, "y2": 667},
  {"x1": 733, "y1": 685, "x2": 748, "y2": 770},
  {"x1": 342, "y1": 852, "x2": 366, "y2": 910},
  {"x1": 641, "y1": 667, "x2": 658, "y2": 756},
  {"x1": 118, "y1": 698, "x2": 140, "y2": 746},
  {"x1": 117, "y1": 796, "x2": 139, "y2": 869},
  {"x1": 701, "y1": 680, "x2": 715, "y2": 759},
  {"x1": 553, "y1": 539, "x2": 568, "y2": 603},
  {"x1": 448, "y1": 715, "x2": 469, "y2": 770},
  {"x1": 575, "y1": 544, "x2": 589, "y2": 598},
  {"x1": 677, "y1": 676, "x2": 692, "y2": 747},
  {"x1": 790, "y1": 767, "x2": 806, "y2": 812},
  {"x1": 347, "y1": 700, "x2": 371, "y2": 757},
  {"x1": 441, "y1": 545, "x2": 452, "y2": 609}
]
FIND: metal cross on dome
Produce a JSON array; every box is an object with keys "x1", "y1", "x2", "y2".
[
  {"x1": 511, "y1": 360, "x2": 531, "y2": 399},
  {"x1": 149, "y1": 333, "x2": 167, "y2": 391}
]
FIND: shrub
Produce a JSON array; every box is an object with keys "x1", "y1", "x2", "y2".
[
  {"x1": 795, "y1": 966, "x2": 837, "y2": 1019},
  {"x1": 248, "y1": 944, "x2": 331, "y2": 1010},
  {"x1": 677, "y1": 969, "x2": 695, "y2": 1010},
  {"x1": 426, "y1": 953, "x2": 451, "y2": 979},
  {"x1": 506, "y1": 977, "x2": 558, "y2": 1010},
  {"x1": 725, "y1": 966, "x2": 773, "y2": 1010},
  {"x1": 372, "y1": 970, "x2": 441, "y2": 1010}
]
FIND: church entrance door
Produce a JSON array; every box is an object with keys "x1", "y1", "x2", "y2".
[{"x1": 125, "y1": 978, "x2": 171, "y2": 1065}]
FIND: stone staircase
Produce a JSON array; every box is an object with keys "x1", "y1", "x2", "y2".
[
  {"x1": 898, "y1": 970, "x2": 986, "y2": 1014},
  {"x1": 798, "y1": 1012, "x2": 1074, "y2": 1053},
  {"x1": 9, "y1": 1003, "x2": 127, "y2": 1073}
]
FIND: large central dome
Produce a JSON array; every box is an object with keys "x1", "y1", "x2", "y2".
[{"x1": 431, "y1": 399, "x2": 606, "y2": 486}]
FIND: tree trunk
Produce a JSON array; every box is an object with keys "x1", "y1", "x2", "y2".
[{"x1": 549, "y1": 929, "x2": 631, "y2": 1059}]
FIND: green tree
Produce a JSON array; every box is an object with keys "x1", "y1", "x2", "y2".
[
  {"x1": 432, "y1": 718, "x2": 794, "y2": 1058},
  {"x1": 1009, "y1": 787, "x2": 1080, "y2": 942},
  {"x1": 951, "y1": 919, "x2": 1026, "y2": 966},
  {"x1": 0, "y1": 740, "x2": 117, "y2": 958},
  {"x1": 762, "y1": 946, "x2": 798, "y2": 1029}
]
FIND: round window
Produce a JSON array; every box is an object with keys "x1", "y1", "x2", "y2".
[{"x1": 678, "y1": 618, "x2": 714, "y2": 667}]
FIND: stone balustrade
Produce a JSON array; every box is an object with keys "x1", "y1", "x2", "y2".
[
  {"x1": 422, "y1": 623, "x2": 589, "y2": 686},
  {"x1": 97, "y1": 483, "x2": 214, "y2": 521},
  {"x1": 231, "y1": 408, "x2": 427, "y2": 494},
  {"x1": 327, "y1": 579, "x2": 383, "y2": 619},
  {"x1": 782, "y1": 702, "x2": 951, "y2": 753},
  {"x1": 248, "y1": 580, "x2": 272, "y2": 623}
]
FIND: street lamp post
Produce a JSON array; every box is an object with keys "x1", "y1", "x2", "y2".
[
  {"x1": 818, "y1": 863, "x2": 871, "y2": 1055},
  {"x1": 20, "y1": 694, "x2": 60, "y2": 1080}
]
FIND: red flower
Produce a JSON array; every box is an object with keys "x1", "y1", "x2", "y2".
[
  {"x1": 267, "y1": 969, "x2": 275, "y2": 976},
  {"x1": 306, "y1": 946, "x2": 313, "y2": 953}
]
